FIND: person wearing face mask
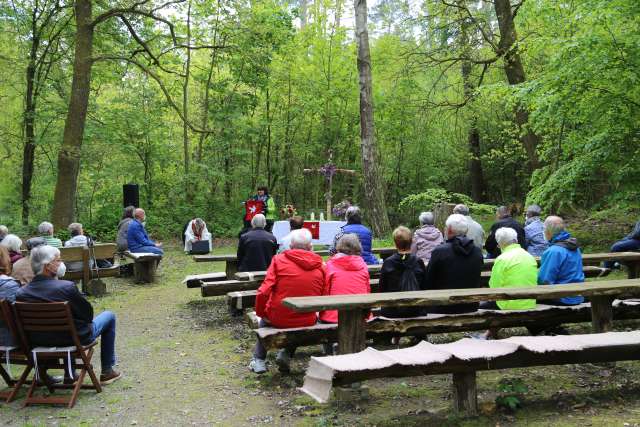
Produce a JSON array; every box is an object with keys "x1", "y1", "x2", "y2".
[
  {"x1": 126, "y1": 208, "x2": 164, "y2": 255},
  {"x1": 15, "y1": 245, "x2": 122, "y2": 384}
]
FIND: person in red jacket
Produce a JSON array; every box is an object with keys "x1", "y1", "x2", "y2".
[{"x1": 250, "y1": 228, "x2": 326, "y2": 374}]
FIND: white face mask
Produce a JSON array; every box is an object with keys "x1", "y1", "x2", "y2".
[{"x1": 56, "y1": 262, "x2": 67, "y2": 279}]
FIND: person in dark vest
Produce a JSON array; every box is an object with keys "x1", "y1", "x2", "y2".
[
  {"x1": 329, "y1": 206, "x2": 379, "y2": 265},
  {"x1": 485, "y1": 206, "x2": 527, "y2": 258},
  {"x1": 237, "y1": 214, "x2": 278, "y2": 272}
]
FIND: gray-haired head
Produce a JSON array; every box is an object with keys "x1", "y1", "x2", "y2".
[
  {"x1": 123, "y1": 205, "x2": 135, "y2": 219},
  {"x1": 68, "y1": 222, "x2": 83, "y2": 237},
  {"x1": 445, "y1": 214, "x2": 469, "y2": 238},
  {"x1": 30, "y1": 245, "x2": 60, "y2": 275},
  {"x1": 453, "y1": 204, "x2": 469, "y2": 216},
  {"x1": 289, "y1": 228, "x2": 313, "y2": 250},
  {"x1": 251, "y1": 214, "x2": 266, "y2": 229},
  {"x1": 496, "y1": 206, "x2": 511, "y2": 219},
  {"x1": 418, "y1": 212, "x2": 435, "y2": 226},
  {"x1": 495, "y1": 227, "x2": 518, "y2": 248},
  {"x1": 0, "y1": 225, "x2": 8, "y2": 239},
  {"x1": 336, "y1": 233, "x2": 362, "y2": 256},
  {"x1": 345, "y1": 206, "x2": 362, "y2": 224},
  {"x1": 543, "y1": 215, "x2": 565, "y2": 241},
  {"x1": 526, "y1": 204, "x2": 542, "y2": 219},
  {"x1": 38, "y1": 221, "x2": 54, "y2": 236},
  {"x1": 0, "y1": 234, "x2": 22, "y2": 253}
]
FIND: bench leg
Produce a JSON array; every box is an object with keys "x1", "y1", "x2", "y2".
[
  {"x1": 337, "y1": 309, "x2": 367, "y2": 355},
  {"x1": 590, "y1": 295, "x2": 613, "y2": 333},
  {"x1": 134, "y1": 260, "x2": 157, "y2": 283},
  {"x1": 452, "y1": 372, "x2": 478, "y2": 415},
  {"x1": 226, "y1": 261, "x2": 238, "y2": 279},
  {"x1": 626, "y1": 262, "x2": 640, "y2": 279}
]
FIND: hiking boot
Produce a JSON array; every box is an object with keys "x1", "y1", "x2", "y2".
[
  {"x1": 275, "y1": 349, "x2": 291, "y2": 373},
  {"x1": 249, "y1": 358, "x2": 267, "y2": 374},
  {"x1": 100, "y1": 369, "x2": 122, "y2": 385}
]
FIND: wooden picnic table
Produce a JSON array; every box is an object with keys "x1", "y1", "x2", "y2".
[{"x1": 283, "y1": 279, "x2": 640, "y2": 354}]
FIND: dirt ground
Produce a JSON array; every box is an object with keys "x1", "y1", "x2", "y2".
[{"x1": 2, "y1": 244, "x2": 640, "y2": 426}]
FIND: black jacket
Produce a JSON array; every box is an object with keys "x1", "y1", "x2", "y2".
[
  {"x1": 379, "y1": 253, "x2": 427, "y2": 318},
  {"x1": 485, "y1": 216, "x2": 527, "y2": 258},
  {"x1": 15, "y1": 275, "x2": 94, "y2": 346},
  {"x1": 237, "y1": 228, "x2": 278, "y2": 272},
  {"x1": 423, "y1": 236, "x2": 484, "y2": 314}
]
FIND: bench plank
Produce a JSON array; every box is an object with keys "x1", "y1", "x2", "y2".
[
  {"x1": 182, "y1": 272, "x2": 227, "y2": 288},
  {"x1": 201, "y1": 280, "x2": 262, "y2": 297},
  {"x1": 283, "y1": 280, "x2": 640, "y2": 312}
]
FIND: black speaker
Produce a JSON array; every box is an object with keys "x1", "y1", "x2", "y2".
[{"x1": 123, "y1": 184, "x2": 139, "y2": 208}]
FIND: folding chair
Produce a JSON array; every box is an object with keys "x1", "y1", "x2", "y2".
[
  {"x1": 0, "y1": 299, "x2": 31, "y2": 403},
  {"x1": 13, "y1": 302, "x2": 102, "y2": 408}
]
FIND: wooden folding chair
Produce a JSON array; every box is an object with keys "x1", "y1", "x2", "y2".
[
  {"x1": 13, "y1": 302, "x2": 102, "y2": 408},
  {"x1": 0, "y1": 299, "x2": 32, "y2": 403}
]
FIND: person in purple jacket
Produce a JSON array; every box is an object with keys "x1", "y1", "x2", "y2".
[{"x1": 127, "y1": 208, "x2": 164, "y2": 255}]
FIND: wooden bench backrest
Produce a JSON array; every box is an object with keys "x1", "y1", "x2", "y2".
[
  {"x1": 87, "y1": 243, "x2": 117, "y2": 259},
  {"x1": 59, "y1": 247, "x2": 85, "y2": 262},
  {"x1": 283, "y1": 279, "x2": 640, "y2": 312}
]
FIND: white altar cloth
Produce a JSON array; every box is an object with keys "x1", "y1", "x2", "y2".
[{"x1": 272, "y1": 220, "x2": 346, "y2": 246}]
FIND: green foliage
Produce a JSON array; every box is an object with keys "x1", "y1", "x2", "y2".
[
  {"x1": 495, "y1": 378, "x2": 528, "y2": 411},
  {"x1": 399, "y1": 189, "x2": 496, "y2": 217}
]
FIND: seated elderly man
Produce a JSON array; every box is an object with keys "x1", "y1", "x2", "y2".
[
  {"x1": 11, "y1": 238, "x2": 46, "y2": 286},
  {"x1": 16, "y1": 245, "x2": 121, "y2": 384},
  {"x1": 485, "y1": 206, "x2": 527, "y2": 258},
  {"x1": 237, "y1": 214, "x2": 278, "y2": 272},
  {"x1": 0, "y1": 234, "x2": 24, "y2": 264},
  {"x1": 524, "y1": 204, "x2": 549, "y2": 257},
  {"x1": 278, "y1": 216, "x2": 304, "y2": 253},
  {"x1": 423, "y1": 214, "x2": 484, "y2": 314},
  {"x1": 453, "y1": 204, "x2": 485, "y2": 250},
  {"x1": 64, "y1": 223, "x2": 113, "y2": 271},
  {"x1": 528, "y1": 216, "x2": 585, "y2": 335},
  {"x1": 474, "y1": 227, "x2": 537, "y2": 339},
  {"x1": 250, "y1": 229, "x2": 325, "y2": 374},
  {"x1": 604, "y1": 218, "x2": 640, "y2": 269},
  {"x1": 38, "y1": 221, "x2": 62, "y2": 248},
  {"x1": 410, "y1": 212, "x2": 443, "y2": 264},
  {"x1": 127, "y1": 208, "x2": 164, "y2": 255}
]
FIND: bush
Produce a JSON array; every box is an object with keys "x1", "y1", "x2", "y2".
[{"x1": 398, "y1": 189, "x2": 496, "y2": 225}]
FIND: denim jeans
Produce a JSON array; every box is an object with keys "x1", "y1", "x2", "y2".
[
  {"x1": 92, "y1": 311, "x2": 117, "y2": 372},
  {"x1": 253, "y1": 319, "x2": 296, "y2": 361},
  {"x1": 132, "y1": 245, "x2": 164, "y2": 256},
  {"x1": 604, "y1": 238, "x2": 640, "y2": 268}
]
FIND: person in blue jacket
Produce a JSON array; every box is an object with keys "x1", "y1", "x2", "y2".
[
  {"x1": 603, "y1": 219, "x2": 640, "y2": 269},
  {"x1": 528, "y1": 215, "x2": 584, "y2": 335},
  {"x1": 329, "y1": 206, "x2": 379, "y2": 265},
  {"x1": 127, "y1": 208, "x2": 164, "y2": 255}
]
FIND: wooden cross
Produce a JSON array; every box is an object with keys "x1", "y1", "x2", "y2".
[{"x1": 303, "y1": 150, "x2": 356, "y2": 220}]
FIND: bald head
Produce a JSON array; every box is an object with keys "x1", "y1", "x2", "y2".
[
  {"x1": 134, "y1": 208, "x2": 146, "y2": 220},
  {"x1": 543, "y1": 215, "x2": 565, "y2": 241}
]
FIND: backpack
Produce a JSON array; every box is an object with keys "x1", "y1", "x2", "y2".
[{"x1": 398, "y1": 255, "x2": 420, "y2": 292}]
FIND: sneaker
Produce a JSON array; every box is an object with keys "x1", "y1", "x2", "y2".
[
  {"x1": 100, "y1": 369, "x2": 122, "y2": 385},
  {"x1": 275, "y1": 349, "x2": 291, "y2": 373},
  {"x1": 249, "y1": 358, "x2": 267, "y2": 374}
]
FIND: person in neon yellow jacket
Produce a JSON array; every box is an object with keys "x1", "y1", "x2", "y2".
[{"x1": 474, "y1": 226, "x2": 537, "y2": 340}]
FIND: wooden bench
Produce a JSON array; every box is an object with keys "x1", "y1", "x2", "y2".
[
  {"x1": 60, "y1": 244, "x2": 120, "y2": 293},
  {"x1": 123, "y1": 251, "x2": 162, "y2": 283},
  {"x1": 300, "y1": 330, "x2": 640, "y2": 414},
  {"x1": 228, "y1": 266, "x2": 609, "y2": 314},
  {"x1": 182, "y1": 272, "x2": 227, "y2": 288},
  {"x1": 283, "y1": 280, "x2": 640, "y2": 354}
]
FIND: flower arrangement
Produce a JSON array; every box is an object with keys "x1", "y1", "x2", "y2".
[
  {"x1": 280, "y1": 204, "x2": 298, "y2": 219},
  {"x1": 332, "y1": 200, "x2": 351, "y2": 218}
]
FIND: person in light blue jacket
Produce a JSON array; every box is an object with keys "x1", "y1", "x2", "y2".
[{"x1": 524, "y1": 205, "x2": 549, "y2": 257}]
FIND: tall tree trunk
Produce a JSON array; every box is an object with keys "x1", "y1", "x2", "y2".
[
  {"x1": 22, "y1": 32, "x2": 39, "y2": 225},
  {"x1": 51, "y1": 0, "x2": 93, "y2": 229},
  {"x1": 354, "y1": 0, "x2": 390, "y2": 236},
  {"x1": 494, "y1": 0, "x2": 540, "y2": 172},
  {"x1": 182, "y1": 0, "x2": 193, "y2": 199},
  {"x1": 461, "y1": 60, "x2": 485, "y2": 202}
]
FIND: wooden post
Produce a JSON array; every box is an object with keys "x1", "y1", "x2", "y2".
[
  {"x1": 590, "y1": 295, "x2": 613, "y2": 333},
  {"x1": 338, "y1": 309, "x2": 367, "y2": 354},
  {"x1": 452, "y1": 372, "x2": 478, "y2": 415},
  {"x1": 81, "y1": 247, "x2": 90, "y2": 293},
  {"x1": 626, "y1": 261, "x2": 640, "y2": 279},
  {"x1": 226, "y1": 260, "x2": 238, "y2": 278}
]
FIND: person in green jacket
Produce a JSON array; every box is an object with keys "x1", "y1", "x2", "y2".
[
  {"x1": 254, "y1": 186, "x2": 277, "y2": 232},
  {"x1": 474, "y1": 226, "x2": 537, "y2": 339}
]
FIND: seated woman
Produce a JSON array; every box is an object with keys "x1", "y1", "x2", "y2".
[
  {"x1": 184, "y1": 218, "x2": 212, "y2": 254},
  {"x1": 117, "y1": 206, "x2": 135, "y2": 253},
  {"x1": 0, "y1": 247, "x2": 20, "y2": 347},
  {"x1": 0, "y1": 234, "x2": 23, "y2": 264}
]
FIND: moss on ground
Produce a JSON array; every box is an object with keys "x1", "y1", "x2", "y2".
[{"x1": 2, "y1": 240, "x2": 640, "y2": 426}]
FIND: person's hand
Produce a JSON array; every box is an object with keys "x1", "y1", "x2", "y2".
[{"x1": 156, "y1": 242, "x2": 163, "y2": 247}]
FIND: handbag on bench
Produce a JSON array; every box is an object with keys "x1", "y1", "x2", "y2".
[{"x1": 190, "y1": 240, "x2": 210, "y2": 255}]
